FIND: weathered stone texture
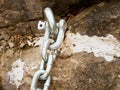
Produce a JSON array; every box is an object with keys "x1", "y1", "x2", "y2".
[
  {"x1": 1, "y1": 0, "x2": 120, "y2": 90},
  {"x1": 68, "y1": 1, "x2": 120, "y2": 40}
]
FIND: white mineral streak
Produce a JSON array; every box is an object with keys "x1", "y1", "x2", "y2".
[
  {"x1": 24, "y1": 61, "x2": 40, "y2": 76},
  {"x1": 64, "y1": 32, "x2": 120, "y2": 61},
  {"x1": 7, "y1": 59, "x2": 40, "y2": 88},
  {"x1": 27, "y1": 32, "x2": 120, "y2": 61},
  {"x1": 7, "y1": 59, "x2": 25, "y2": 88}
]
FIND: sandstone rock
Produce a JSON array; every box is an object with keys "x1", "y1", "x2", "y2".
[
  {"x1": 1, "y1": 48, "x2": 120, "y2": 90},
  {"x1": 0, "y1": 46, "x2": 5, "y2": 53},
  {"x1": 1, "y1": 0, "x2": 120, "y2": 90},
  {"x1": 20, "y1": 43, "x2": 25, "y2": 48},
  {"x1": 8, "y1": 42, "x2": 14, "y2": 48},
  {"x1": 68, "y1": 1, "x2": 120, "y2": 40},
  {"x1": 50, "y1": 53, "x2": 120, "y2": 90},
  {"x1": 0, "y1": 0, "x2": 53, "y2": 28},
  {"x1": 0, "y1": 0, "x2": 113, "y2": 50},
  {"x1": 52, "y1": 0, "x2": 105, "y2": 15},
  {"x1": 0, "y1": 31, "x2": 10, "y2": 40}
]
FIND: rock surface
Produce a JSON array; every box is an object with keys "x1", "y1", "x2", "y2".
[
  {"x1": 0, "y1": 0, "x2": 116, "y2": 54},
  {"x1": 0, "y1": 0, "x2": 120, "y2": 90},
  {"x1": 1, "y1": 47, "x2": 120, "y2": 90},
  {"x1": 68, "y1": 1, "x2": 120, "y2": 40}
]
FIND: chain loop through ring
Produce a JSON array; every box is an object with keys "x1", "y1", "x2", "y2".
[{"x1": 31, "y1": 7, "x2": 67, "y2": 90}]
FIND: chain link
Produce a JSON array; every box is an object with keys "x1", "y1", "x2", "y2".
[{"x1": 31, "y1": 7, "x2": 67, "y2": 90}]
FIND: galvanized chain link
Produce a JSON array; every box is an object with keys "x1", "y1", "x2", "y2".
[{"x1": 31, "y1": 7, "x2": 67, "y2": 90}]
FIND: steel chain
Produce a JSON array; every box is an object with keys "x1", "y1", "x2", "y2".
[{"x1": 31, "y1": 7, "x2": 67, "y2": 90}]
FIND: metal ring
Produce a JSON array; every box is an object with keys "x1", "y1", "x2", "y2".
[
  {"x1": 44, "y1": 7, "x2": 58, "y2": 34},
  {"x1": 41, "y1": 39, "x2": 50, "y2": 61},
  {"x1": 30, "y1": 70, "x2": 44, "y2": 90},
  {"x1": 31, "y1": 70, "x2": 51, "y2": 90},
  {"x1": 39, "y1": 60, "x2": 45, "y2": 70},
  {"x1": 52, "y1": 50, "x2": 58, "y2": 62},
  {"x1": 43, "y1": 76, "x2": 51, "y2": 90},
  {"x1": 49, "y1": 19, "x2": 67, "y2": 50},
  {"x1": 39, "y1": 54, "x2": 53, "y2": 80},
  {"x1": 44, "y1": 22, "x2": 50, "y2": 41}
]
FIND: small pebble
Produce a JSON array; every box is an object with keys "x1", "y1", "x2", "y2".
[{"x1": 8, "y1": 42, "x2": 14, "y2": 48}]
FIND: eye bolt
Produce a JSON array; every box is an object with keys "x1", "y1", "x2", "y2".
[{"x1": 40, "y1": 24, "x2": 42, "y2": 27}]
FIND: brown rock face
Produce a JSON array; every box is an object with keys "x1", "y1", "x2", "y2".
[
  {"x1": 0, "y1": 0, "x2": 120, "y2": 90},
  {"x1": 0, "y1": 0, "x2": 51, "y2": 27},
  {"x1": 1, "y1": 49, "x2": 120, "y2": 90},
  {"x1": 0, "y1": 0, "x2": 108, "y2": 54},
  {"x1": 68, "y1": 1, "x2": 120, "y2": 40},
  {"x1": 0, "y1": 0, "x2": 114, "y2": 36},
  {"x1": 50, "y1": 53, "x2": 120, "y2": 90}
]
